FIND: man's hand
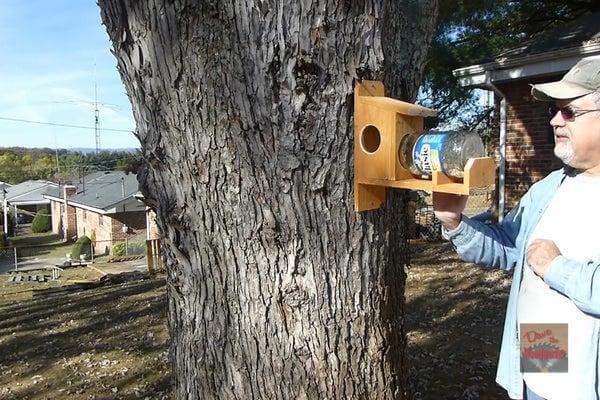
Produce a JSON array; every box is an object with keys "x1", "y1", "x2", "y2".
[
  {"x1": 432, "y1": 192, "x2": 468, "y2": 230},
  {"x1": 527, "y1": 239, "x2": 561, "y2": 278}
]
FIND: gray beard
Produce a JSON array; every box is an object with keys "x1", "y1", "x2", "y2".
[{"x1": 554, "y1": 142, "x2": 575, "y2": 165}]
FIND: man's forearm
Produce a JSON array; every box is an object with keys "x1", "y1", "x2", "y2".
[
  {"x1": 545, "y1": 257, "x2": 600, "y2": 317},
  {"x1": 445, "y1": 215, "x2": 519, "y2": 271}
]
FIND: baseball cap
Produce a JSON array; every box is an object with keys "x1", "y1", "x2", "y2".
[{"x1": 531, "y1": 57, "x2": 600, "y2": 101}]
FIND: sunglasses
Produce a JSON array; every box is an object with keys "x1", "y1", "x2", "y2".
[{"x1": 549, "y1": 104, "x2": 600, "y2": 121}]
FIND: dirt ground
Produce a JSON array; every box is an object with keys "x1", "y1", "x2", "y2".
[
  {"x1": 0, "y1": 273, "x2": 170, "y2": 400},
  {"x1": 0, "y1": 241, "x2": 512, "y2": 400},
  {"x1": 406, "y1": 241, "x2": 512, "y2": 400}
]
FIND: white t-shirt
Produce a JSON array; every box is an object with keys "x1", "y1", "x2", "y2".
[{"x1": 518, "y1": 173, "x2": 600, "y2": 400}]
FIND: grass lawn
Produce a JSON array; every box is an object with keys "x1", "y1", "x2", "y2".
[
  {"x1": 0, "y1": 272, "x2": 170, "y2": 399},
  {"x1": 406, "y1": 241, "x2": 511, "y2": 399},
  {"x1": 9, "y1": 232, "x2": 76, "y2": 261},
  {"x1": 0, "y1": 241, "x2": 512, "y2": 400}
]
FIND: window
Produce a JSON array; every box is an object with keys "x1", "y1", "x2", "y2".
[
  {"x1": 99, "y1": 214, "x2": 104, "y2": 226},
  {"x1": 83, "y1": 210, "x2": 86, "y2": 220}
]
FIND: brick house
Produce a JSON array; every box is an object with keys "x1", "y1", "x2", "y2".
[
  {"x1": 44, "y1": 171, "x2": 147, "y2": 255},
  {"x1": 45, "y1": 185, "x2": 78, "y2": 241},
  {"x1": 131, "y1": 191, "x2": 161, "y2": 241},
  {"x1": 452, "y1": 12, "x2": 600, "y2": 217}
]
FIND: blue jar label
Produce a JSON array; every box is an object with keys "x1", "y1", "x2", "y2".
[{"x1": 413, "y1": 133, "x2": 447, "y2": 175}]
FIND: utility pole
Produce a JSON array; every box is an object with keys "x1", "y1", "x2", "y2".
[
  {"x1": 55, "y1": 148, "x2": 60, "y2": 174},
  {"x1": 94, "y1": 63, "x2": 101, "y2": 154},
  {"x1": 79, "y1": 166, "x2": 86, "y2": 194},
  {"x1": 45, "y1": 65, "x2": 120, "y2": 154},
  {"x1": 2, "y1": 189, "x2": 8, "y2": 235}
]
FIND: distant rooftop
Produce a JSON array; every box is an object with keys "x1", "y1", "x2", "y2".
[
  {"x1": 4, "y1": 180, "x2": 58, "y2": 205},
  {"x1": 62, "y1": 171, "x2": 140, "y2": 211},
  {"x1": 0, "y1": 182, "x2": 11, "y2": 194}
]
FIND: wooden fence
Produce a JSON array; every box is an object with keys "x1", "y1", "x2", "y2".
[{"x1": 146, "y1": 239, "x2": 164, "y2": 274}]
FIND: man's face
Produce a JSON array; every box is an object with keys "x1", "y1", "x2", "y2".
[{"x1": 550, "y1": 93, "x2": 600, "y2": 170}]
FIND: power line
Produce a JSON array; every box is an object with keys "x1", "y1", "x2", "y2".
[
  {"x1": 0, "y1": 116, "x2": 134, "y2": 133},
  {"x1": 35, "y1": 100, "x2": 121, "y2": 111}
]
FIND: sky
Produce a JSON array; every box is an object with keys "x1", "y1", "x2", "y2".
[{"x1": 0, "y1": 0, "x2": 138, "y2": 150}]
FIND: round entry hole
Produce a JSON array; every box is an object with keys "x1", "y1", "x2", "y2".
[{"x1": 361, "y1": 125, "x2": 381, "y2": 154}]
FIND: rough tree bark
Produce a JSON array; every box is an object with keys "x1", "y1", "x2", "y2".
[{"x1": 99, "y1": 1, "x2": 438, "y2": 398}]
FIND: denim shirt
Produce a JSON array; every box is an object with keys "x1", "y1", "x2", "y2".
[{"x1": 445, "y1": 168, "x2": 600, "y2": 399}]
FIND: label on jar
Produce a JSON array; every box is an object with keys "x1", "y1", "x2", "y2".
[{"x1": 413, "y1": 133, "x2": 446, "y2": 175}]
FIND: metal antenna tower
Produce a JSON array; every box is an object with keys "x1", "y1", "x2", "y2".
[{"x1": 94, "y1": 64, "x2": 100, "y2": 154}]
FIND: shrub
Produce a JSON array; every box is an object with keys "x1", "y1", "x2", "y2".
[
  {"x1": 71, "y1": 235, "x2": 92, "y2": 261},
  {"x1": 0, "y1": 232, "x2": 7, "y2": 250},
  {"x1": 112, "y1": 242, "x2": 125, "y2": 256},
  {"x1": 31, "y1": 209, "x2": 51, "y2": 233},
  {"x1": 112, "y1": 240, "x2": 146, "y2": 256}
]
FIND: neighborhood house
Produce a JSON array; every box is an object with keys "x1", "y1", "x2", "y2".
[
  {"x1": 44, "y1": 171, "x2": 150, "y2": 255},
  {"x1": 3, "y1": 180, "x2": 58, "y2": 224}
]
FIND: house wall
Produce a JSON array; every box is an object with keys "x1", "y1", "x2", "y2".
[
  {"x1": 74, "y1": 208, "x2": 147, "y2": 255},
  {"x1": 110, "y1": 211, "x2": 147, "y2": 242},
  {"x1": 51, "y1": 200, "x2": 61, "y2": 235},
  {"x1": 50, "y1": 200, "x2": 77, "y2": 241},
  {"x1": 75, "y1": 208, "x2": 85, "y2": 238},
  {"x1": 496, "y1": 77, "x2": 564, "y2": 210},
  {"x1": 65, "y1": 204, "x2": 77, "y2": 241},
  {"x1": 75, "y1": 208, "x2": 114, "y2": 256},
  {"x1": 146, "y1": 209, "x2": 160, "y2": 240}
]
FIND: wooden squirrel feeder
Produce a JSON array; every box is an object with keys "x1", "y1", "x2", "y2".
[{"x1": 354, "y1": 80, "x2": 496, "y2": 212}]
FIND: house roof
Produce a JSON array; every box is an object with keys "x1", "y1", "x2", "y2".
[
  {"x1": 65, "y1": 171, "x2": 142, "y2": 212},
  {"x1": 0, "y1": 182, "x2": 11, "y2": 194},
  {"x1": 4, "y1": 180, "x2": 58, "y2": 206},
  {"x1": 453, "y1": 12, "x2": 600, "y2": 88},
  {"x1": 44, "y1": 171, "x2": 112, "y2": 201}
]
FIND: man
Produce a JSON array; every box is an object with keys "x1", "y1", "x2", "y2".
[{"x1": 434, "y1": 57, "x2": 600, "y2": 400}]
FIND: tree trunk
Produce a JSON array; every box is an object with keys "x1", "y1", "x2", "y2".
[{"x1": 99, "y1": 1, "x2": 438, "y2": 398}]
